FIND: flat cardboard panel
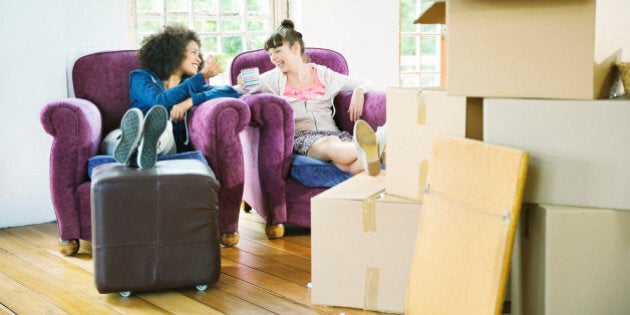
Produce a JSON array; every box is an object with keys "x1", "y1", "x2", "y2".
[
  {"x1": 484, "y1": 97, "x2": 630, "y2": 210},
  {"x1": 311, "y1": 172, "x2": 421, "y2": 313},
  {"x1": 514, "y1": 205, "x2": 630, "y2": 315},
  {"x1": 447, "y1": 0, "x2": 626, "y2": 99},
  {"x1": 385, "y1": 88, "x2": 473, "y2": 201},
  {"x1": 405, "y1": 135, "x2": 528, "y2": 315}
]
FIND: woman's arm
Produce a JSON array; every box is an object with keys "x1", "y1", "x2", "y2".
[
  {"x1": 320, "y1": 66, "x2": 377, "y2": 122},
  {"x1": 129, "y1": 70, "x2": 206, "y2": 112}
]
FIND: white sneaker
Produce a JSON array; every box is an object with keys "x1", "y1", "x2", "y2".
[
  {"x1": 137, "y1": 106, "x2": 168, "y2": 169},
  {"x1": 113, "y1": 108, "x2": 144, "y2": 164},
  {"x1": 353, "y1": 119, "x2": 380, "y2": 176}
]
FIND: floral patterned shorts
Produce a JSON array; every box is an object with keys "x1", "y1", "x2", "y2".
[{"x1": 293, "y1": 130, "x2": 353, "y2": 155}]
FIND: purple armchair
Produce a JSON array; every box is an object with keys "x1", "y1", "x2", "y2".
[
  {"x1": 40, "y1": 50, "x2": 250, "y2": 254},
  {"x1": 229, "y1": 48, "x2": 386, "y2": 238}
]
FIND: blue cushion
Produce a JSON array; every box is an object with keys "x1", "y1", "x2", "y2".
[
  {"x1": 87, "y1": 151, "x2": 208, "y2": 178},
  {"x1": 289, "y1": 154, "x2": 353, "y2": 188}
]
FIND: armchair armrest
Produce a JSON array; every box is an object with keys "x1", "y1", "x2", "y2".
[
  {"x1": 239, "y1": 93, "x2": 294, "y2": 224},
  {"x1": 334, "y1": 91, "x2": 387, "y2": 133},
  {"x1": 40, "y1": 98, "x2": 102, "y2": 238},
  {"x1": 188, "y1": 97, "x2": 250, "y2": 234}
]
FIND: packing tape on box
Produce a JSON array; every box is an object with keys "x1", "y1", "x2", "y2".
[
  {"x1": 364, "y1": 267, "x2": 380, "y2": 310},
  {"x1": 362, "y1": 189, "x2": 385, "y2": 232},
  {"x1": 417, "y1": 159, "x2": 429, "y2": 202}
]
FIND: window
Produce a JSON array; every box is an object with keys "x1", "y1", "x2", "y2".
[
  {"x1": 400, "y1": 0, "x2": 442, "y2": 88},
  {"x1": 130, "y1": 0, "x2": 288, "y2": 84}
]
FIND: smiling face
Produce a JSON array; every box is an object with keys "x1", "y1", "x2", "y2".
[
  {"x1": 176, "y1": 41, "x2": 202, "y2": 77},
  {"x1": 267, "y1": 41, "x2": 303, "y2": 73}
]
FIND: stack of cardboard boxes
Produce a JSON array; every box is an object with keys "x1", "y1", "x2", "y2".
[
  {"x1": 443, "y1": 1, "x2": 630, "y2": 314},
  {"x1": 312, "y1": 0, "x2": 630, "y2": 314},
  {"x1": 311, "y1": 90, "x2": 483, "y2": 313}
]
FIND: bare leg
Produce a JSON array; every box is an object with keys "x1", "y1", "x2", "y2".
[{"x1": 307, "y1": 136, "x2": 365, "y2": 174}]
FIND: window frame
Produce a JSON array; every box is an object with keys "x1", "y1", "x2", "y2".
[
  {"x1": 399, "y1": 0, "x2": 444, "y2": 88},
  {"x1": 127, "y1": 0, "x2": 288, "y2": 84}
]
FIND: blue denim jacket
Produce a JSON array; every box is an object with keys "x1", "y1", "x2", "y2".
[{"x1": 129, "y1": 69, "x2": 239, "y2": 151}]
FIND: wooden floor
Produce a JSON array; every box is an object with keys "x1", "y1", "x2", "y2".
[{"x1": 0, "y1": 210, "x2": 387, "y2": 315}]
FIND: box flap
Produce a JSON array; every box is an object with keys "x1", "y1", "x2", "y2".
[
  {"x1": 414, "y1": 1, "x2": 445, "y2": 24},
  {"x1": 313, "y1": 172, "x2": 386, "y2": 201}
]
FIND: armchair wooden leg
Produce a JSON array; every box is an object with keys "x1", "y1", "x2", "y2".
[
  {"x1": 241, "y1": 201, "x2": 252, "y2": 213},
  {"x1": 220, "y1": 232, "x2": 239, "y2": 247},
  {"x1": 265, "y1": 224, "x2": 285, "y2": 239},
  {"x1": 58, "y1": 239, "x2": 80, "y2": 256}
]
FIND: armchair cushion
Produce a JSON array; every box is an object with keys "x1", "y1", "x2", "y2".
[
  {"x1": 289, "y1": 154, "x2": 352, "y2": 188},
  {"x1": 87, "y1": 151, "x2": 208, "y2": 178}
]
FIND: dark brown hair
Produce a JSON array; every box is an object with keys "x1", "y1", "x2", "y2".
[
  {"x1": 138, "y1": 24, "x2": 202, "y2": 80},
  {"x1": 264, "y1": 19, "x2": 305, "y2": 57}
]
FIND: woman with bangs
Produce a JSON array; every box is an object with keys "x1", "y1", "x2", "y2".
[{"x1": 238, "y1": 19, "x2": 385, "y2": 176}]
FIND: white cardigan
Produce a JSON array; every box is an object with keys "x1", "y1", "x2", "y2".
[{"x1": 244, "y1": 64, "x2": 374, "y2": 132}]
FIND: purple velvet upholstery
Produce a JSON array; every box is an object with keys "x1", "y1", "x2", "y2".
[
  {"x1": 230, "y1": 48, "x2": 386, "y2": 229},
  {"x1": 40, "y1": 50, "x2": 250, "y2": 241}
]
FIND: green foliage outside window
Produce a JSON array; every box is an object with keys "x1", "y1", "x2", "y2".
[
  {"x1": 400, "y1": 0, "x2": 441, "y2": 88},
  {"x1": 222, "y1": 36, "x2": 244, "y2": 57}
]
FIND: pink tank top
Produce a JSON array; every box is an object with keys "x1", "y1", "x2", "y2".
[{"x1": 283, "y1": 67, "x2": 326, "y2": 101}]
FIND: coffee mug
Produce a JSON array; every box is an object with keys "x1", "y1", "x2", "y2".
[{"x1": 241, "y1": 67, "x2": 260, "y2": 87}]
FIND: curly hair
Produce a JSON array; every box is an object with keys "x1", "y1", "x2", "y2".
[
  {"x1": 264, "y1": 19, "x2": 305, "y2": 58},
  {"x1": 138, "y1": 25, "x2": 202, "y2": 80}
]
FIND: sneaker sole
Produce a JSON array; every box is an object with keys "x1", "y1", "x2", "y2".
[
  {"x1": 113, "y1": 109, "x2": 143, "y2": 164},
  {"x1": 138, "y1": 106, "x2": 168, "y2": 169}
]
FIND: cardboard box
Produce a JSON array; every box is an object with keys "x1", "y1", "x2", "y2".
[
  {"x1": 512, "y1": 204, "x2": 630, "y2": 315},
  {"x1": 484, "y1": 97, "x2": 630, "y2": 211},
  {"x1": 405, "y1": 135, "x2": 528, "y2": 315},
  {"x1": 311, "y1": 172, "x2": 421, "y2": 314},
  {"x1": 447, "y1": 0, "x2": 628, "y2": 99},
  {"x1": 385, "y1": 87, "x2": 482, "y2": 201}
]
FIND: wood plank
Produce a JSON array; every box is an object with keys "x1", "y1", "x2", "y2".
[
  {"x1": 205, "y1": 273, "x2": 322, "y2": 314},
  {"x1": 180, "y1": 286, "x2": 274, "y2": 315},
  {"x1": 235, "y1": 239, "x2": 311, "y2": 272},
  {"x1": 220, "y1": 258, "x2": 329, "y2": 312},
  {"x1": 0, "y1": 303, "x2": 16, "y2": 315},
  {"x1": 2, "y1": 222, "x2": 388, "y2": 315},
  {"x1": 0, "y1": 251, "x2": 117, "y2": 314},
  {"x1": 0, "y1": 271, "x2": 66, "y2": 315},
  {"x1": 222, "y1": 247, "x2": 311, "y2": 286},
  {"x1": 0, "y1": 230, "x2": 168, "y2": 314},
  {"x1": 5, "y1": 225, "x2": 241, "y2": 314},
  {"x1": 136, "y1": 291, "x2": 225, "y2": 314},
  {"x1": 220, "y1": 259, "x2": 380, "y2": 315},
  {"x1": 237, "y1": 211, "x2": 268, "y2": 234},
  {"x1": 237, "y1": 228, "x2": 311, "y2": 258},
  {"x1": 238, "y1": 209, "x2": 312, "y2": 248}
]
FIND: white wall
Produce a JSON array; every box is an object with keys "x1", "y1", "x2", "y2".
[
  {"x1": 0, "y1": 0, "x2": 399, "y2": 229},
  {"x1": 290, "y1": 0, "x2": 400, "y2": 90},
  {"x1": 0, "y1": 0, "x2": 131, "y2": 229}
]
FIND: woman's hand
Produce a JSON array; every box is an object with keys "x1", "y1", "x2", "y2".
[
  {"x1": 348, "y1": 87, "x2": 365, "y2": 122},
  {"x1": 236, "y1": 74, "x2": 246, "y2": 90},
  {"x1": 171, "y1": 98, "x2": 193, "y2": 122},
  {"x1": 200, "y1": 55, "x2": 221, "y2": 79}
]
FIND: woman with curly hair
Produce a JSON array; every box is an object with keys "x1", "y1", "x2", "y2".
[{"x1": 103, "y1": 24, "x2": 239, "y2": 168}]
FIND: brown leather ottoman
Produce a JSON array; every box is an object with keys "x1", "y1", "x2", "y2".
[{"x1": 90, "y1": 159, "x2": 220, "y2": 296}]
